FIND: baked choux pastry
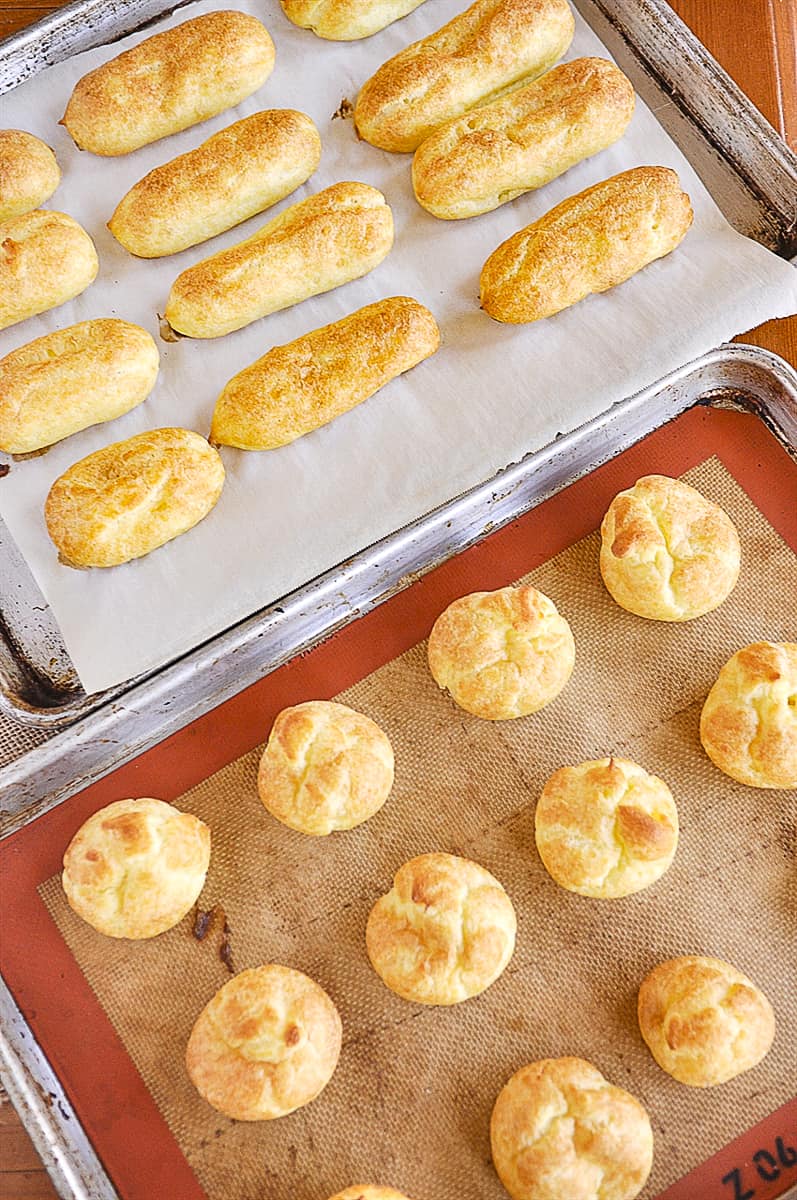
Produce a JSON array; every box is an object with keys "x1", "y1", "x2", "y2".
[
  {"x1": 366, "y1": 852, "x2": 516, "y2": 1004},
  {"x1": 257, "y1": 701, "x2": 394, "y2": 835},
  {"x1": 535, "y1": 757, "x2": 678, "y2": 898},
  {"x1": 490, "y1": 1057, "x2": 653, "y2": 1200},
  {"x1": 599, "y1": 474, "x2": 740, "y2": 621},
  {"x1": 61, "y1": 11, "x2": 275, "y2": 156},
  {"x1": 700, "y1": 641, "x2": 797, "y2": 788},
  {"x1": 327, "y1": 1189, "x2": 413, "y2": 1200},
  {"x1": 0, "y1": 210, "x2": 98, "y2": 331},
  {"x1": 427, "y1": 585, "x2": 574, "y2": 720},
  {"x1": 480, "y1": 166, "x2": 692, "y2": 324},
  {"x1": 45, "y1": 428, "x2": 225, "y2": 568},
  {"x1": 0, "y1": 319, "x2": 159, "y2": 455},
  {"x1": 62, "y1": 797, "x2": 210, "y2": 939},
  {"x1": 186, "y1": 965, "x2": 342, "y2": 1120},
  {"x1": 637, "y1": 956, "x2": 776, "y2": 1087},
  {"x1": 0, "y1": 130, "x2": 60, "y2": 221}
]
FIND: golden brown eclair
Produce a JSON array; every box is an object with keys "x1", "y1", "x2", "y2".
[
  {"x1": 60, "y1": 12, "x2": 275, "y2": 157},
  {"x1": 413, "y1": 58, "x2": 635, "y2": 219},
  {"x1": 164, "y1": 181, "x2": 394, "y2": 339},
  {"x1": 354, "y1": 0, "x2": 575, "y2": 153},
  {"x1": 211, "y1": 296, "x2": 440, "y2": 450},
  {"x1": 0, "y1": 130, "x2": 60, "y2": 221},
  {"x1": 45, "y1": 428, "x2": 225, "y2": 568},
  {"x1": 0, "y1": 210, "x2": 98, "y2": 331},
  {"x1": 108, "y1": 110, "x2": 321, "y2": 258},
  {"x1": 0, "y1": 320, "x2": 159, "y2": 455},
  {"x1": 280, "y1": 0, "x2": 429, "y2": 40},
  {"x1": 480, "y1": 166, "x2": 693, "y2": 323}
]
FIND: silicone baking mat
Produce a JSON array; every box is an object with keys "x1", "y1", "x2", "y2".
[{"x1": 1, "y1": 405, "x2": 796, "y2": 1200}]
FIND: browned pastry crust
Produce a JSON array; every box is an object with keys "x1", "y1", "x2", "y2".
[
  {"x1": 366, "y1": 852, "x2": 516, "y2": 1004},
  {"x1": 62, "y1": 797, "x2": 210, "y2": 939},
  {"x1": 637, "y1": 956, "x2": 776, "y2": 1087},
  {"x1": 61, "y1": 11, "x2": 275, "y2": 156},
  {"x1": 490, "y1": 1057, "x2": 654, "y2": 1200},
  {"x1": 700, "y1": 641, "x2": 797, "y2": 788},
  {"x1": 0, "y1": 320, "x2": 159, "y2": 454},
  {"x1": 327, "y1": 1190, "x2": 413, "y2": 1200},
  {"x1": 44, "y1": 428, "x2": 225, "y2": 568},
  {"x1": 480, "y1": 166, "x2": 692, "y2": 323},
  {"x1": 211, "y1": 297, "x2": 439, "y2": 449},
  {"x1": 165, "y1": 181, "x2": 394, "y2": 339},
  {"x1": 0, "y1": 209, "x2": 98, "y2": 331},
  {"x1": 599, "y1": 474, "x2": 741, "y2": 621},
  {"x1": 354, "y1": 0, "x2": 575, "y2": 153},
  {"x1": 427, "y1": 584, "x2": 575, "y2": 720},
  {"x1": 186, "y1": 965, "x2": 342, "y2": 1120},
  {"x1": 0, "y1": 129, "x2": 60, "y2": 221},
  {"x1": 413, "y1": 57, "x2": 634, "y2": 219},
  {"x1": 535, "y1": 757, "x2": 678, "y2": 898},
  {"x1": 281, "y1": 0, "x2": 429, "y2": 40},
  {"x1": 109, "y1": 110, "x2": 321, "y2": 258},
  {"x1": 257, "y1": 700, "x2": 395, "y2": 835}
]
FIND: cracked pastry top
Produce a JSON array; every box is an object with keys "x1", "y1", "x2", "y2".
[
  {"x1": 186, "y1": 965, "x2": 342, "y2": 1120},
  {"x1": 599, "y1": 474, "x2": 741, "y2": 621},
  {"x1": 427, "y1": 584, "x2": 575, "y2": 720},
  {"x1": 62, "y1": 797, "x2": 210, "y2": 939},
  {"x1": 700, "y1": 640, "x2": 797, "y2": 788},
  {"x1": 366, "y1": 852, "x2": 516, "y2": 1005},
  {"x1": 637, "y1": 955, "x2": 776, "y2": 1087},
  {"x1": 534, "y1": 757, "x2": 678, "y2": 899},
  {"x1": 490, "y1": 1056, "x2": 653, "y2": 1200},
  {"x1": 257, "y1": 700, "x2": 395, "y2": 835}
]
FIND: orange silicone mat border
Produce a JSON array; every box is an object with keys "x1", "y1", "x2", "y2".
[{"x1": 1, "y1": 405, "x2": 796, "y2": 1200}]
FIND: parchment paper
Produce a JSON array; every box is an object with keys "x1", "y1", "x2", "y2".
[
  {"x1": 40, "y1": 459, "x2": 797, "y2": 1200},
  {"x1": 1, "y1": 0, "x2": 796, "y2": 693}
]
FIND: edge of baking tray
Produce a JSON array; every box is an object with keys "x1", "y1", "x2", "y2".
[
  {"x1": 2, "y1": 342, "x2": 797, "y2": 1200},
  {"x1": 1, "y1": 341, "x2": 796, "y2": 834}
]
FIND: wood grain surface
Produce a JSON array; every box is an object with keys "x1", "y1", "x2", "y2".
[{"x1": 0, "y1": 0, "x2": 794, "y2": 1196}]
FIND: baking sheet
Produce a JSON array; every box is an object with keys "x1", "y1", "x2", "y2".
[
  {"x1": 0, "y1": 0, "x2": 795, "y2": 696},
  {"x1": 35, "y1": 449, "x2": 797, "y2": 1199}
]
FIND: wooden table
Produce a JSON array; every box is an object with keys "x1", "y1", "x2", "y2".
[{"x1": 0, "y1": 1, "x2": 794, "y2": 1196}]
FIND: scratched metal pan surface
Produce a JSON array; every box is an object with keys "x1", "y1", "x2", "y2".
[
  {"x1": 1, "y1": 349, "x2": 797, "y2": 1200},
  {"x1": 0, "y1": 0, "x2": 796, "y2": 747}
]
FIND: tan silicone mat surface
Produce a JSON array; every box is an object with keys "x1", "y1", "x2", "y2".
[{"x1": 41, "y1": 459, "x2": 797, "y2": 1200}]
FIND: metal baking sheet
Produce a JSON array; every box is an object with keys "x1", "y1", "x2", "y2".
[
  {"x1": 1, "y1": 342, "x2": 797, "y2": 827},
  {"x1": 1, "y1": 345, "x2": 796, "y2": 1200},
  {"x1": 0, "y1": 0, "x2": 795, "y2": 743}
]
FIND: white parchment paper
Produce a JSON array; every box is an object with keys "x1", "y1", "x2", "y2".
[{"x1": 0, "y1": 0, "x2": 795, "y2": 694}]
